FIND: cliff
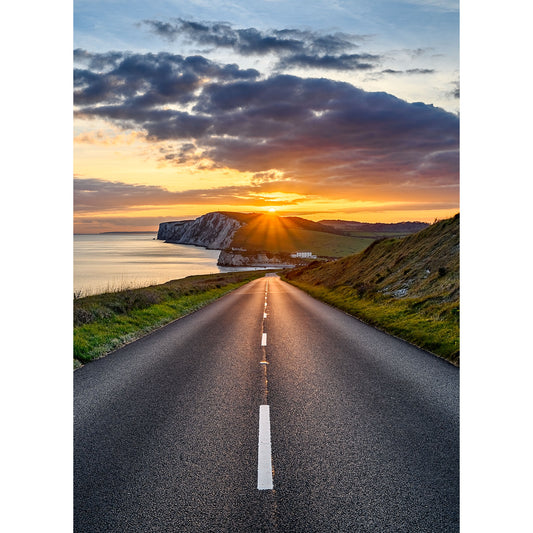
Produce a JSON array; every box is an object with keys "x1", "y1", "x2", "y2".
[{"x1": 157, "y1": 212, "x2": 243, "y2": 249}]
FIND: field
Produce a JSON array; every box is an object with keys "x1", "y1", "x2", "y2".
[{"x1": 231, "y1": 222, "x2": 373, "y2": 257}]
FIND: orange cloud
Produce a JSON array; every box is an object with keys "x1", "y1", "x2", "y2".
[{"x1": 74, "y1": 130, "x2": 146, "y2": 145}]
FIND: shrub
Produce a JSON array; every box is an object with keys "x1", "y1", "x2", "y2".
[
  {"x1": 74, "y1": 307, "x2": 93, "y2": 326},
  {"x1": 356, "y1": 282, "x2": 377, "y2": 297}
]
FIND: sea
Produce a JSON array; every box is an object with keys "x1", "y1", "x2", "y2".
[{"x1": 74, "y1": 233, "x2": 266, "y2": 296}]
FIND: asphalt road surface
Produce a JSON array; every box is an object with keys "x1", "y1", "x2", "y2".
[{"x1": 74, "y1": 274, "x2": 459, "y2": 532}]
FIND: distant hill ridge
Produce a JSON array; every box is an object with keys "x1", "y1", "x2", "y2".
[
  {"x1": 218, "y1": 212, "x2": 344, "y2": 235},
  {"x1": 319, "y1": 219, "x2": 429, "y2": 234}
]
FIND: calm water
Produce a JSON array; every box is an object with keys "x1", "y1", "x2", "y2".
[{"x1": 74, "y1": 233, "x2": 263, "y2": 296}]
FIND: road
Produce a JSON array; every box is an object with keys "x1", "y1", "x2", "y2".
[{"x1": 74, "y1": 274, "x2": 459, "y2": 532}]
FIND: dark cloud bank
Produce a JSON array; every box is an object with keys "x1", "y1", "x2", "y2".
[
  {"x1": 142, "y1": 19, "x2": 381, "y2": 72},
  {"x1": 74, "y1": 48, "x2": 459, "y2": 202},
  {"x1": 144, "y1": 20, "x2": 358, "y2": 53}
]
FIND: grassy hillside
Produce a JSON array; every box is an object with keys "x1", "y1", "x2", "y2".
[
  {"x1": 228, "y1": 213, "x2": 373, "y2": 257},
  {"x1": 284, "y1": 214, "x2": 459, "y2": 365},
  {"x1": 74, "y1": 270, "x2": 267, "y2": 368}
]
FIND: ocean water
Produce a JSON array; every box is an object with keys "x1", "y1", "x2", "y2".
[{"x1": 74, "y1": 233, "x2": 262, "y2": 296}]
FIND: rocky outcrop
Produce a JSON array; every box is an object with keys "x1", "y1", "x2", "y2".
[
  {"x1": 157, "y1": 212, "x2": 243, "y2": 249},
  {"x1": 217, "y1": 250, "x2": 297, "y2": 267}
]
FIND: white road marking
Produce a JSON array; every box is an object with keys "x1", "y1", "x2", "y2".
[
  {"x1": 261, "y1": 333, "x2": 267, "y2": 346},
  {"x1": 257, "y1": 405, "x2": 273, "y2": 490}
]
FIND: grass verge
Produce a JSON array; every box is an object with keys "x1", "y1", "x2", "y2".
[
  {"x1": 283, "y1": 278, "x2": 459, "y2": 366},
  {"x1": 74, "y1": 270, "x2": 267, "y2": 368}
]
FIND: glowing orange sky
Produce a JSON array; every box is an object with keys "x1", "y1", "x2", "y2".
[
  {"x1": 73, "y1": 128, "x2": 458, "y2": 233},
  {"x1": 73, "y1": 18, "x2": 459, "y2": 233}
]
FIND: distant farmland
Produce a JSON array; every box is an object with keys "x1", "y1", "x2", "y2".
[{"x1": 231, "y1": 222, "x2": 373, "y2": 257}]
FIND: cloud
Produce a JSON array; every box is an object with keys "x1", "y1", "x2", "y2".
[
  {"x1": 73, "y1": 177, "x2": 306, "y2": 213},
  {"x1": 381, "y1": 68, "x2": 435, "y2": 75},
  {"x1": 74, "y1": 49, "x2": 124, "y2": 70},
  {"x1": 74, "y1": 49, "x2": 260, "y2": 107},
  {"x1": 73, "y1": 215, "x2": 182, "y2": 231},
  {"x1": 404, "y1": 0, "x2": 459, "y2": 12},
  {"x1": 73, "y1": 130, "x2": 145, "y2": 145},
  {"x1": 276, "y1": 53, "x2": 379, "y2": 71},
  {"x1": 192, "y1": 75, "x2": 458, "y2": 185},
  {"x1": 451, "y1": 81, "x2": 460, "y2": 99},
  {"x1": 141, "y1": 19, "x2": 379, "y2": 72},
  {"x1": 406, "y1": 68, "x2": 435, "y2": 74},
  {"x1": 74, "y1": 52, "x2": 459, "y2": 204},
  {"x1": 142, "y1": 19, "x2": 363, "y2": 56}
]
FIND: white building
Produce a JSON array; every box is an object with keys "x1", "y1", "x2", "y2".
[{"x1": 290, "y1": 251, "x2": 317, "y2": 259}]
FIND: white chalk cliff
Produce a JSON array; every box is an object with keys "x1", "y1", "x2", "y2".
[{"x1": 157, "y1": 212, "x2": 243, "y2": 250}]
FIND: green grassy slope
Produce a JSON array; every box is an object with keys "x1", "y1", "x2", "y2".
[
  {"x1": 74, "y1": 270, "x2": 266, "y2": 368},
  {"x1": 284, "y1": 214, "x2": 459, "y2": 364},
  {"x1": 232, "y1": 227, "x2": 373, "y2": 256}
]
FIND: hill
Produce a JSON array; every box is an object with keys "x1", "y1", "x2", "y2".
[
  {"x1": 158, "y1": 211, "x2": 375, "y2": 260},
  {"x1": 220, "y1": 212, "x2": 343, "y2": 235},
  {"x1": 157, "y1": 211, "x2": 434, "y2": 265},
  {"x1": 284, "y1": 214, "x2": 459, "y2": 364},
  {"x1": 228, "y1": 213, "x2": 372, "y2": 257}
]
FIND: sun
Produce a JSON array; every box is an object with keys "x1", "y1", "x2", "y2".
[{"x1": 267, "y1": 207, "x2": 277, "y2": 213}]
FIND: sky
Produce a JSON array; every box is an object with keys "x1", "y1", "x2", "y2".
[{"x1": 73, "y1": 0, "x2": 460, "y2": 232}]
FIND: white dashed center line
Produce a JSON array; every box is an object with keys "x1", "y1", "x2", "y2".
[
  {"x1": 257, "y1": 279, "x2": 273, "y2": 490},
  {"x1": 257, "y1": 405, "x2": 274, "y2": 490}
]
